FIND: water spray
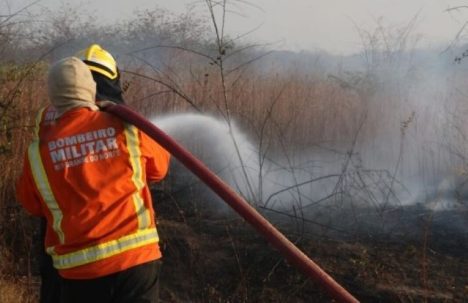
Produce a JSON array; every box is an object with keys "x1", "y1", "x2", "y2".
[{"x1": 104, "y1": 103, "x2": 360, "y2": 303}]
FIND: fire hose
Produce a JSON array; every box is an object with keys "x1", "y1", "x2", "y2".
[{"x1": 104, "y1": 103, "x2": 360, "y2": 303}]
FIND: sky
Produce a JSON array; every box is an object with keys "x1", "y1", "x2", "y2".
[{"x1": 5, "y1": 0, "x2": 468, "y2": 54}]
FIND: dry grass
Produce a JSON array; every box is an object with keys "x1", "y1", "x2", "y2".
[
  {"x1": 0, "y1": 53, "x2": 466, "y2": 302},
  {"x1": 0, "y1": 278, "x2": 37, "y2": 303},
  {"x1": 2, "y1": 3, "x2": 464, "y2": 302},
  {"x1": 0, "y1": 64, "x2": 45, "y2": 303},
  {"x1": 126, "y1": 67, "x2": 366, "y2": 148}
]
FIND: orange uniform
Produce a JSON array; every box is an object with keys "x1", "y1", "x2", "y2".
[{"x1": 16, "y1": 106, "x2": 170, "y2": 279}]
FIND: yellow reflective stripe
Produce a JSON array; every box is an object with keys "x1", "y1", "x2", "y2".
[
  {"x1": 33, "y1": 107, "x2": 46, "y2": 138},
  {"x1": 124, "y1": 124, "x2": 150, "y2": 229},
  {"x1": 28, "y1": 107, "x2": 65, "y2": 244},
  {"x1": 50, "y1": 228, "x2": 159, "y2": 269}
]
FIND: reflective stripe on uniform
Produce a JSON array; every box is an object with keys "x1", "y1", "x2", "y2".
[
  {"x1": 28, "y1": 107, "x2": 66, "y2": 244},
  {"x1": 124, "y1": 124, "x2": 151, "y2": 229},
  {"x1": 48, "y1": 227, "x2": 159, "y2": 269},
  {"x1": 29, "y1": 112, "x2": 157, "y2": 269}
]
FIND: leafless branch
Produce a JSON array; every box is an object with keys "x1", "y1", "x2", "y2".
[
  {"x1": 121, "y1": 69, "x2": 202, "y2": 112},
  {"x1": 445, "y1": 6, "x2": 468, "y2": 12},
  {"x1": 0, "y1": 0, "x2": 40, "y2": 26},
  {"x1": 264, "y1": 174, "x2": 341, "y2": 207},
  {"x1": 127, "y1": 44, "x2": 216, "y2": 63}
]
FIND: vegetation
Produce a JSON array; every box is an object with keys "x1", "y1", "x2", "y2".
[{"x1": 0, "y1": 1, "x2": 466, "y2": 302}]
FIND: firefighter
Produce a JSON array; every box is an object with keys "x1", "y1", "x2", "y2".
[
  {"x1": 35, "y1": 44, "x2": 128, "y2": 303},
  {"x1": 16, "y1": 56, "x2": 170, "y2": 303}
]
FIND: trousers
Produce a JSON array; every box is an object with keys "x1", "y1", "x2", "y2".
[
  {"x1": 60, "y1": 260, "x2": 161, "y2": 303},
  {"x1": 39, "y1": 218, "x2": 61, "y2": 303}
]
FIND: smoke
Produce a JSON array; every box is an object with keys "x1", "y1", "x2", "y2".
[
  {"x1": 149, "y1": 49, "x2": 467, "y2": 247},
  {"x1": 154, "y1": 113, "x2": 343, "y2": 211}
]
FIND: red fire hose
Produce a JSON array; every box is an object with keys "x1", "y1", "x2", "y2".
[{"x1": 105, "y1": 104, "x2": 359, "y2": 303}]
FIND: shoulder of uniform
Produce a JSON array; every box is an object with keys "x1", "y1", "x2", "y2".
[{"x1": 39, "y1": 106, "x2": 59, "y2": 123}]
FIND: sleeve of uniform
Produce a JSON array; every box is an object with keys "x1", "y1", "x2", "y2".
[
  {"x1": 16, "y1": 155, "x2": 43, "y2": 216},
  {"x1": 139, "y1": 130, "x2": 170, "y2": 182}
]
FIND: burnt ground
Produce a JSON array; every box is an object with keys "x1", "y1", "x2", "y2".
[
  {"x1": 153, "y1": 197, "x2": 467, "y2": 303},
  {"x1": 8, "y1": 192, "x2": 467, "y2": 303}
]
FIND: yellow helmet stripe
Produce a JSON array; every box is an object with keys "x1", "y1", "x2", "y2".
[
  {"x1": 84, "y1": 44, "x2": 99, "y2": 61},
  {"x1": 76, "y1": 44, "x2": 118, "y2": 79}
]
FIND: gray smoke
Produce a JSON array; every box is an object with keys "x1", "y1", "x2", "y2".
[
  {"x1": 149, "y1": 49, "x2": 467, "y2": 250},
  {"x1": 152, "y1": 112, "x2": 466, "y2": 244}
]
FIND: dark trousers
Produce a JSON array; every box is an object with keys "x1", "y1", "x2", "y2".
[
  {"x1": 40, "y1": 261, "x2": 61, "y2": 303},
  {"x1": 39, "y1": 218, "x2": 61, "y2": 303},
  {"x1": 60, "y1": 260, "x2": 161, "y2": 303}
]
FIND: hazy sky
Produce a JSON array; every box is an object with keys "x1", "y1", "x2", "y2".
[{"x1": 6, "y1": 0, "x2": 468, "y2": 54}]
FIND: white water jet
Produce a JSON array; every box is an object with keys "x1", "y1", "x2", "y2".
[{"x1": 149, "y1": 104, "x2": 466, "y2": 241}]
